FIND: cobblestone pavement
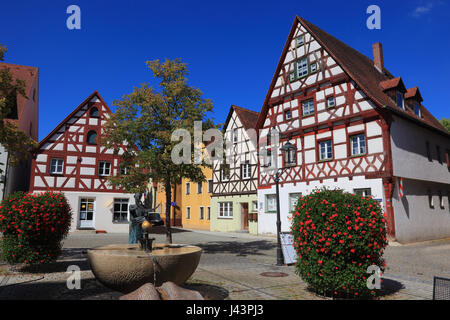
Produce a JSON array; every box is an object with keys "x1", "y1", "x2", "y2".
[{"x1": 0, "y1": 228, "x2": 448, "y2": 300}]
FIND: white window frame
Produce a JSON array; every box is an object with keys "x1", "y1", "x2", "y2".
[
  {"x1": 186, "y1": 182, "x2": 191, "y2": 195},
  {"x1": 186, "y1": 207, "x2": 191, "y2": 219},
  {"x1": 319, "y1": 140, "x2": 333, "y2": 161},
  {"x1": 354, "y1": 188, "x2": 372, "y2": 197},
  {"x1": 327, "y1": 96, "x2": 336, "y2": 108},
  {"x1": 50, "y1": 158, "x2": 64, "y2": 174},
  {"x1": 218, "y1": 202, "x2": 233, "y2": 218},
  {"x1": 296, "y1": 57, "x2": 308, "y2": 78},
  {"x1": 302, "y1": 99, "x2": 315, "y2": 116},
  {"x1": 296, "y1": 35, "x2": 304, "y2": 47},
  {"x1": 242, "y1": 162, "x2": 251, "y2": 179},
  {"x1": 289, "y1": 193, "x2": 302, "y2": 213},
  {"x1": 113, "y1": 198, "x2": 129, "y2": 223},
  {"x1": 265, "y1": 194, "x2": 277, "y2": 213},
  {"x1": 351, "y1": 134, "x2": 367, "y2": 156},
  {"x1": 98, "y1": 161, "x2": 111, "y2": 176}
]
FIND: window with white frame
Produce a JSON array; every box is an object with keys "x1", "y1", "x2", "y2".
[
  {"x1": 296, "y1": 35, "x2": 304, "y2": 47},
  {"x1": 396, "y1": 92, "x2": 404, "y2": 109},
  {"x1": 289, "y1": 193, "x2": 302, "y2": 213},
  {"x1": 197, "y1": 182, "x2": 203, "y2": 194},
  {"x1": 199, "y1": 207, "x2": 204, "y2": 220},
  {"x1": 327, "y1": 96, "x2": 336, "y2": 108},
  {"x1": 241, "y1": 162, "x2": 251, "y2": 179},
  {"x1": 252, "y1": 201, "x2": 258, "y2": 211},
  {"x1": 296, "y1": 57, "x2": 308, "y2": 78},
  {"x1": 265, "y1": 194, "x2": 277, "y2": 213},
  {"x1": 414, "y1": 102, "x2": 421, "y2": 117},
  {"x1": 186, "y1": 207, "x2": 191, "y2": 219},
  {"x1": 310, "y1": 62, "x2": 317, "y2": 73},
  {"x1": 98, "y1": 161, "x2": 111, "y2": 176},
  {"x1": 302, "y1": 99, "x2": 315, "y2": 116},
  {"x1": 113, "y1": 199, "x2": 129, "y2": 222},
  {"x1": 319, "y1": 140, "x2": 333, "y2": 161},
  {"x1": 218, "y1": 202, "x2": 233, "y2": 218},
  {"x1": 285, "y1": 110, "x2": 292, "y2": 120},
  {"x1": 208, "y1": 180, "x2": 213, "y2": 193},
  {"x1": 50, "y1": 158, "x2": 64, "y2": 174},
  {"x1": 351, "y1": 134, "x2": 366, "y2": 156},
  {"x1": 186, "y1": 182, "x2": 191, "y2": 195},
  {"x1": 221, "y1": 164, "x2": 230, "y2": 181},
  {"x1": 233, "y1": 128, "x2": 238, "y2": 144},
  {"x1": 428, "y1": 190, "x2": 434, "y2": 209},
  {"x1": 354, "y1": 188, "x2": 372, "y2": 197}
]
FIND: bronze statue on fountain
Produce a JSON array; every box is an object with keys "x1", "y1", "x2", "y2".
[{"x1": 129, "y1": 189, "x2": 163, "y2": 252}]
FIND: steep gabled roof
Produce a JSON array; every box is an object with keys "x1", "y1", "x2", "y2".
[
  {"x1": 224, "y1": 105, "x2": 260, "y2": 132},
  {"x1": 38, "y1": 90, "x2": 112, "y2": 149},
  {"x1": 256, "y1": 16, "x2": 449, "y2": 137}
]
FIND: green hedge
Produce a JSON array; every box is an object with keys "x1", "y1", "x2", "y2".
[
  {"x1": 0, "y1": 192, "x2": 72, "y2": 264},
  {"x1": 291, "y1": 188, "x2": 388, "y2": 299}
]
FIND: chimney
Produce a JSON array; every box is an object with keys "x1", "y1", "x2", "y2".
[{"x1": 372, "y1": 42, "x2": 384, "y2": 72}]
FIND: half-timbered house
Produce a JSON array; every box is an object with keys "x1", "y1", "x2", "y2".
[
  {"x1": 29, "y1": 91, "x2": 136, "y2": 233},
  {"x1": 210, "y1": 105, "x2": 260, "y2": 234},
  {"x1": 256, "y1": 16, "x2": 450, "y2": 243}
]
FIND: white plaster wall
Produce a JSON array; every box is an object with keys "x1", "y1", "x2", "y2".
[
  {"x1": 392, "y1": 178, "x2": 450, "y2": 243},
  {"x1": 257, "y1": 176, "x2": 384, "y2": 235},
  {"x1": 35, "y1": 191, "x2": 136, "y2": 233},
  {"x1": 390, "y1": 115, "x2": 450, "y2": 184}
]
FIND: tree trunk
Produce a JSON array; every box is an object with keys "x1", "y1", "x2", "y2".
[{"x1": 164, "y1": 178, "x2": 173, "y2": 244}]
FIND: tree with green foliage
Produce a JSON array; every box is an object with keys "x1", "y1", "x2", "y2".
[
  {"x1": 440, "y1": 118, "x2": 450, "y2": 132},
  {"x1": 0, "y1": 44, "x2": 38, "y2": 172},
  {"x1": 102, "y1": 58, "x2": 215, "y2": 243}
]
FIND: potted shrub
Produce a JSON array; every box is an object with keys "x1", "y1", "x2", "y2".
[
  {"x1": 0, "y1": 191, "x2": 72, "y2": 265},
  {"x1": 291, "y1": 187, "x2": 387, "y2": 299}
]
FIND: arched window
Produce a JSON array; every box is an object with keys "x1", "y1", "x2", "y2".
[
  {"x1": 90, "y1": 107, "x2": 99, "y2": 117},
  {"x1": 87, "y1": 130, "x2": 97, "y2": 145}
]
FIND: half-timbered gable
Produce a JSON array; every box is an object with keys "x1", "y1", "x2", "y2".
[
  {"x1": 256, "y1": 16, "x2": 450, "y2": 242},
  {"x1": 30, "y1": 91, "x2": 126, "y2": 193},
  {"x1": 212, "y1": 106, "x2": 259, "y2": 196},
  {"x1": 30, "y1": 91, "x2": 135, "y2": 233},
  {"x1": 210, "y1": 105, "x2": 260, "y2": 234}
]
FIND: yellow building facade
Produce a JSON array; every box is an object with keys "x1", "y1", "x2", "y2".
[{"x1": 155, "y1": 166, "x2": 212, "y2": 230}]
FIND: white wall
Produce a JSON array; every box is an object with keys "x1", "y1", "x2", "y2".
[
  {"x1": 32, "y1": 191, "x2": 136, "y2": 233},
  {"x1": 390, "y1": 115, "x2": 450, "y2": 184},
  {"x1": 392, "y1": 178, "x2": 450, "y2": 243},
  {"x1": 257, "y1": 176, "x2": 384, "y2": 235}
]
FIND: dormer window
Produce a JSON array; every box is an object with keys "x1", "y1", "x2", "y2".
[
  {"x1": 414, "y1": 102, "x2": 421, "y2": 117},
  {"x1": 396, "y1": 92, "x2": 404, "y2": 109}
]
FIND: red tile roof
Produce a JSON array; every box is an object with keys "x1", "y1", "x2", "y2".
[
  {"x1": 380, "y1": 77, "x2": 406, "y2": 92},
  {"x1": 405, "y1": 87, "x2": 423, "y2": 102},
  {"x1": 224, "y1": 105, "x2": 260, "y2": 132}
]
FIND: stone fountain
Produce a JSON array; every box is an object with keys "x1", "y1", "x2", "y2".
[{"x1": 87, "y1": 191, "x2": 202, "y2": 294}]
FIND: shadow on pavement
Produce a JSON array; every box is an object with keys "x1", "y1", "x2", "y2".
[
  {"x1": 193, "y1": 240, "x2": 277, "y2": 257},
  {"x1": 183, "y1": 283, "x2": 229, "y2": 300}
]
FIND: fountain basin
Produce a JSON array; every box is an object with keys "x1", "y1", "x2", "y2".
[{"x1": 87, "y1": 243, "x2": 202, "y2": 293}]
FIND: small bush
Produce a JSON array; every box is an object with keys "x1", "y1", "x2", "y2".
[
  {"x1": 291, "y1": 188, "x2": 387, "y2": 299},
  {"x1": 0, "y1": 191, "x2": 72, "y2": 264}
]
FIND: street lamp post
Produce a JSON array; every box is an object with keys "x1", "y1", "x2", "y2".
[{"x1": 273, "y1": 140, "x2": 297, "y2": 266}]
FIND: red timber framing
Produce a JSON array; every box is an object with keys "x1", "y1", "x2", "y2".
[
  {"x1": 255, "y1": 16, "x2": 397, "y2": 238},
  {"x1": 29, "y1": 91, "x2": 128, "y2": 194}
]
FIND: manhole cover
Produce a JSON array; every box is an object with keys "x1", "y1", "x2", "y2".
[{"x1": 260, "y1": 272, "x2": 289, "y2": 278}]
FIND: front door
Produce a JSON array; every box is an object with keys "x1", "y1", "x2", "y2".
[
  {"x1": 242, "y1": 203, "x2": 248, "y2": 230},
  {"x1": 79, "y1": 198, "x2": 95, "y2": 229}
]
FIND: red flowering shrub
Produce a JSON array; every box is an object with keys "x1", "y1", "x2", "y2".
[
  {"x1": 291, "y1": 188, "x2": 387, "y2": 299},
  {"x1": 0, "y1": 192, "x2": 72, "y2": 264}
]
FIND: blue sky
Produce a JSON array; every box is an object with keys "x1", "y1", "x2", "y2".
[{"x1": 1, "y1": 0, "x2": 449, "y2": 140}]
